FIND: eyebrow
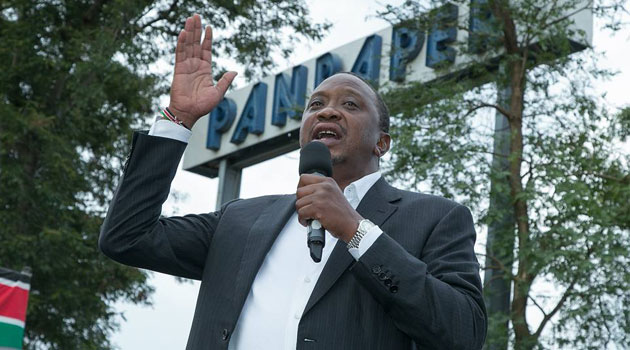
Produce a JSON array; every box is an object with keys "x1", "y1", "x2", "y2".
[{"x1": 309, "y1": 87, "x2": 365, "y2": 101}]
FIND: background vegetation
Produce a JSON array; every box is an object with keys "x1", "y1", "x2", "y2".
[
  {"x1": 380, "y1": 1, "x2": 630, "y2": 349},
  {"x1": 0, "y1": 0, "x2": 327, "y2": 348}
]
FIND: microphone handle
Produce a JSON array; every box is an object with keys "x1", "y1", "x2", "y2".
[
  {"x1": 306, "y1": 171, "x2": 326, "y2": 263},
  {"x1": 307, "y1": 219, "x2": 325, "y2": 263}
]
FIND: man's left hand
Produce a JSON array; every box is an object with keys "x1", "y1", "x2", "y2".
[{"x1": 296, "y1": 174, "x2": 363, "y2": 243}]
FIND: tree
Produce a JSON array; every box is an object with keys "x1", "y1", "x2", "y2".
[
  {"x1": 0, "y1": 1, "x2": 328, "y2": 348},
  {"x1": 379, "y1": 0, "x2": 630, "y2": 349}
]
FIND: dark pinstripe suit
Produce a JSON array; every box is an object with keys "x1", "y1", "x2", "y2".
[{"x1": 99, "y1": 132, "x2": 487, "y2": 349}]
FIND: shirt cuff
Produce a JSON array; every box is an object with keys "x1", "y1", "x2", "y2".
[
  {"x1": 348, "y1": 225, "x2": 383, "y2": 260},
  {"x1": 148, "y1": 116, "x2": 192, "y2": 143}
]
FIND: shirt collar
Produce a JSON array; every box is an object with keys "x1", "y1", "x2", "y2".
[{"x1": 343, "y1": 171, "x2": 381, "y2": 209}]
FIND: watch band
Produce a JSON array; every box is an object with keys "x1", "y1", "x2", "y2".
[{"x1": 348, "y1": 219, "x2": 375, "y2": 249}]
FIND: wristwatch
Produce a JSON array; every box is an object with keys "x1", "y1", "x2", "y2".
[{"x1": 347, "y1": 219, "x2": 376, "y2": 249}]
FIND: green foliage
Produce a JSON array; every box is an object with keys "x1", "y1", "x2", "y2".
[
  {"x1": 0, "y1": 0, "x2": 327, "y2": 348},
  {"x1": 379, "y1": 0, "x2": 630, "y2": 349}
]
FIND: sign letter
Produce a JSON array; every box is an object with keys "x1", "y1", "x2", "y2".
[
  {"x1": 351, "y1": 34, "x2": 382, "y2": 83},
  {"x1": 389, "y1": 26, "x2": 424, "y2": 82},
  {"x1": 314, "y1": 53, "x2": 343, "y2": 88},
  {"x1": 469, "y1": 0, "x2": 493, "y2": 54},
  {"x1": 426, "y1": 3, "x2": 458, "y2": 68},
  {"x1": 206, "y1": 98, "x2": 237, "y2": 150},
  {"x1": 230, "y1": 83, "x2": 268, "y2": 145},
  {"x1": 271, "y1": 65, "x2": 308, "y2": 127}
]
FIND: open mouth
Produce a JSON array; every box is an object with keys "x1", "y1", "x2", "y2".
[
  {"x1": 311, "y1": 123, "x2": 343, "y2": 143},
  {"x1": 315, "y1": 130, "x2": 338, "y2": 140}
]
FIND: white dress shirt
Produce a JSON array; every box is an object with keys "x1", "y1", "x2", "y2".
[{"x1": 149, "y1": 118, "x2": 383, "y2": 349}]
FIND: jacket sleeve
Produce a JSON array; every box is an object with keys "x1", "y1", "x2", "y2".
[
  {"x1": 99, "y1": 132, "x2": 227, "y2": 280},
  {"x1": 349, "y1": 204, "x2": 487, "y2": 350}
]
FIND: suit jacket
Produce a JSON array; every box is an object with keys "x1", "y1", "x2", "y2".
[{"x1": 99, "y1": 132, "x2": 487, "y2": 350}]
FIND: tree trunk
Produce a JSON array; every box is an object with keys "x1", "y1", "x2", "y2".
[{"x1": 507, "y1": 59, "x2": 535, "y2": 350}]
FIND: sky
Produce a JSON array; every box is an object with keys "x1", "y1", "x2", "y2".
[{"x1": 111, "y1": 1, "x2": 630, "y2": 348}]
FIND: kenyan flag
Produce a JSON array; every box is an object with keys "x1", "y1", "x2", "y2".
[{"x1": 0, "y1": 267, "x2": 31, "y2": 350}]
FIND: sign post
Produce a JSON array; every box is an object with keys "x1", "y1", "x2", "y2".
[{"x1": 216, "y1": 159, "x2": 242, "y2": 209}]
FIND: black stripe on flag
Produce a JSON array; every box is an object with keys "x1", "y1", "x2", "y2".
[{"x1": 0, "y1": 267, "x2": 31, "y2": 284}]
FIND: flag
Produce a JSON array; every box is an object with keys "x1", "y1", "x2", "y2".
[{"x1": 0, "y1": 267, "x2": 31, "y2": 350}]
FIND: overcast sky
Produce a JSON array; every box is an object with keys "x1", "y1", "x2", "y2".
[{"x1": 111, "y1": 1, "x2": 630, "y2": 348}]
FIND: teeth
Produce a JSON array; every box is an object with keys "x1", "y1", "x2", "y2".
[{"x1": 317, "y1": 130, "x2": 337, "y2": 139}]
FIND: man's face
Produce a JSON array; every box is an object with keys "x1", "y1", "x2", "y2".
[{"x1": 299, "y1": 74, "x2": 381, "y2": 168}]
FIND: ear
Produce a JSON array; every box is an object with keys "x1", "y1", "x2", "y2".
[{"x1": 373, "y1": 133, "x2": 391, "y2": 158}]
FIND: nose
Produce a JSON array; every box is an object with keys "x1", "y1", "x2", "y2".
[{"x1": 315, "y1": 106, "x2": 341, "y2": 121}]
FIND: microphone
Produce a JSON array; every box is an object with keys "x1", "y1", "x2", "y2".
[{"x1": 299, "y1": 141, "x2": 333, "y2": 263}]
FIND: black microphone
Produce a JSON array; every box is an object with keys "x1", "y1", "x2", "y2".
[{"x1": 299, "y1": 141, "x2": 333, "y2": 263}]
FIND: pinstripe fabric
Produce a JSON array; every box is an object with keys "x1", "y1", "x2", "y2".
[{"x1": 100, "y1": 133, "x2": 487, "y2": 350}]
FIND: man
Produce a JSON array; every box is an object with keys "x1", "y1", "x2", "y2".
[{"x1": 99, "y1": 14, "x2": 486, "y2": 350}]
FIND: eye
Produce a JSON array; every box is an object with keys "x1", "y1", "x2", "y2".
[
  {"x1": 309, "y1": 100, "x2": 323, "y2": 108},
  {"x1": 344, "y1": 101, "x2": 358, "y2": 108}
]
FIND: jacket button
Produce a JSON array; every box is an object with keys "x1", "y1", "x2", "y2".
[
  {"x1": 389, "y1": 285, "x2": 399, "y2": 293},
  {"x1": 378, "y1": 272, "x2": 389, "y2": 280},
  {"x1": 221, "y1": 329, "x2": 230, "y2": 341},
  {"x1": 384, "y1": 278, "x2": 392, "y2": 287},
  {"x1": 371, "y1": 265, "x2": 382, "y2": 274}
]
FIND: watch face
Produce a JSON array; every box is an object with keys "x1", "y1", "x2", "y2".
[{"x1": 359, "y1": 220, "x2": 374, "y2": 233}]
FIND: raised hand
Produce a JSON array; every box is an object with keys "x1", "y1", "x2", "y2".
[{"x1": 168, "y1": 14, "x2": 237, "y2": 128}]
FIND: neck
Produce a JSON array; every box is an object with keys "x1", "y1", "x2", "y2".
[{"x1": 332, "y1": 162, "x2": 379, "y2": 190}]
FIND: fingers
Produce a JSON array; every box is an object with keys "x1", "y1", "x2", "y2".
[
  {"x1": 193, "y1": 15, "x2": 202, "y2": 58},
  {"x1": 175, "y1": 29, "x2": 186, "y2": 63},
  {"x1": 184, "y1": 16, "x2": 195, "y2": 59},
  {"x1": 296, "y1": 185, "x2": 316, "y2": 200},
  {"x1": 201, "y1": 26, "x2": 213, "y2": 65},
  {"x1": 297, "y1": 174, "x2": 330, "y2": 188},
  {"x1": 294, "y1": 183, "x2": 327, "y2": 225},
  {"x1": 215, "y1": 71, "x2": 238, "y2": 97},
  {"x1": 178, "y1": 15, "x2": 209, "y2": 64},
  {"x1": 296, "y1": 204, "x2": 316, "y2": 227},
  {"x1": 295, "y1": 195, "x2": 323, "y2": 227},
  {"x1": 296, "y1": 176, "x2": 338, "y2": 207},
  {"x1": 295, "y1": 178, "x2": 362, "y2": 240}
]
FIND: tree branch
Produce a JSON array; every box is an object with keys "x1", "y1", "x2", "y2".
[
  {"x1": 477, "y1": 252, "x2": 516, "y2": 280},
  {"x1": 489, "y1": 0, "x2": 520, "y2": 54},
  {"x1": 533, "y1": 272, "x2": 579, "y2": 337},
  {"x1": 528, "y1": 294, "x2": 549, "y2": 319},
  {"x1": 466, "y1": 102, "x2": 514, "y2": 120},
  {"x1": 537, "y1": 1, "x2": 593, "y2": 33},
  {"x1": 523, "y1": 0, "x2": 560, "y2": 47},
  {"x1": 597, "y1": 295, "x2": 613, "y2": 344},
  {"x1": 588, "y1": 172, "x2": 630, "y2": 184},
  {"x1": 137, "y1": 0, "x2": 180, "y2": 31}
]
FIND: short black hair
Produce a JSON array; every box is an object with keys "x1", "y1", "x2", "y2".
[{"x1": 333, "y1": 72, "x2": 390, "y2": 133}]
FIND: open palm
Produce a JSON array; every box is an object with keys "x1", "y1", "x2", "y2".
[{"x1": 168, "y1": 15, "x2": 237, "y2": 128}]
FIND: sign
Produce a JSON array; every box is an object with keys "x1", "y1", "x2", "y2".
[{"x1": 183, "y1": 1, "x2": 592, "y2": 178}]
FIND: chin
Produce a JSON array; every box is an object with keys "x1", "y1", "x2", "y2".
[{"x1": 331, "y1": 154, "x2": 346, "y2": 166}]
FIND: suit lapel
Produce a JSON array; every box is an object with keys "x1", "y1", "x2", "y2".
[
  {"x1": 302, "y1": 178, "x2": 401, "y2": 316},
  {"x1": 231, "y1": 195, "x2": 296, "y2": 314}
]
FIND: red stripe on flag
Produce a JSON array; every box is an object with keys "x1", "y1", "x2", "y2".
[{"x1": 0, "y1": 285, "x2": 29, "y2": 322}]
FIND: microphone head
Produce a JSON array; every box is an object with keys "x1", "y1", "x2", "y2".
[{"x1": 299, "y1": 141, "x2": 333, "y2": 177}]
